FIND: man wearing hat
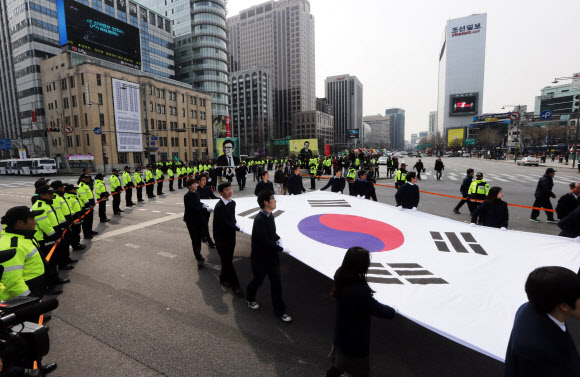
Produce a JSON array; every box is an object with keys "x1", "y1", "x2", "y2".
[
  {"x1": 32, "y1": 178, "x2": 50, "y2": 205},
  {"x1": 50, "y1": 180, "x2": 78, "y2": 269},
  {"x1": 394, "y1": 163, "x2": 408, "y2": 189},
  {"x1": 123, "y1": 166, "x2": 135, "y2": 207},
  {"x1": 145, "y1": 164, "x2": 156, "y2": 198},
  {"x1": 78, "y1": 173, "x2": 98, "y2": 239},
  {"x1": 64, "y1": 184, "x2": 86, "y2": 250},
  {"x1": 530, "y1": 168, "x2": 559, "y2": 223},
  {"x1": 94, "y1": 173, "x2": 110, "y2": 222},
  {"x1": 467, "y1": 172, "x2": 490, "y2": 214},
  {"x1": 167, "y1": 163, "x2": 176, "y2": 192},
  {"x1": 109, "y1": 169, "x2": 123, "y2": 215},
  {"x1": 156, "y1": 165, "x2": 165, "y2": 196},
  {"x1": 0, "y1": 206, "x2": 46, "y2": 300},
  {"x1": 134, "y1": 167, "x2": 144, "y2": 202}
]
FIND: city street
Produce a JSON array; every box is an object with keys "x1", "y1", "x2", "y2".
[{"x1": 0, "y1": 158, "x2": 578, "y2": 377}]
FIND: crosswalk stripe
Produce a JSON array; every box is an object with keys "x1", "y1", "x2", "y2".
[
  {"x1": 487, "y1": 175, "x2": 509, "y2": 182},
  {"x1": 447, "y1": 176, "x2": 458, "y2": 181}
]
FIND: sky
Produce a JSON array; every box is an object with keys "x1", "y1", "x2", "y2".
[{"x1": 226, "y1": 0, "x2": 580, "y2": 140}]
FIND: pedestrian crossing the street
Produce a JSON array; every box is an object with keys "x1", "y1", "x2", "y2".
[{"x1": 417, "y1": 171, "x2": 577, "y2": 186}]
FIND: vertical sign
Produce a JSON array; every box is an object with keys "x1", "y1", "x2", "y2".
[
  {"x1": 226, "y1": 116, "x2": 231, "y2": 137},
  {"x1": 18, "y1": 149, "x2": 27, "y2": 159},
  {"x1": 325, "y1": 144, "x2": 330, "y2": 156},
  {"x1": 31, "y1": 110, "x2": 37, "y2": 122},
  {"x1": 85, "y1": 83, "x2": 90, "y2": 104},
  {"x1": 112, "y1": 78, "x2": 143, "y2": 152}
]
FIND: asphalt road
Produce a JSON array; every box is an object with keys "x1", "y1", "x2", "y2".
[{"x1": 0, "y1": 158, "x2": 578, "y2": 377}]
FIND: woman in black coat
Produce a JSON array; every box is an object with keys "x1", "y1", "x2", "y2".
[
  {"x1": 471, "y1": 186, "x2": 509, "y2": 229},
  {"x1": 326, "y1": 247, "x2": 397, "y2": 377}
]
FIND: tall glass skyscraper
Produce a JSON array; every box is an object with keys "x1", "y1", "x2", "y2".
[{"x1": 142, "y1": 0, "x2": 231, "y2": 134}]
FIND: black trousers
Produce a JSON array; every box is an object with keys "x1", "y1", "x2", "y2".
[
  {"x1": 201, "y1": 212, "x2": 214, "y2": 244},
  {"x1": 310, "y1": 176, "x2": 316, "y2": 189},
  {"x1": 136, "y1": 186, "x2": 143, "y2": 201},
  {"x1": 247, "y1": 257, "x2": 285, "y2": 316},
  {"x1": 40, "y1": 241, "x2": 59, "y2": 285},
  {"x1": 348, "y1": 182, "x2": 354, "y2": 196},
  {"x1": 182, "y1": 176, "x2": 187, "y2": 188},
  {"x1": 70, "y1": 223, "x2": 81, "y2": 247},
  {"x1": 531, "y1": 197, "x2": 555, "y2": 220},
  {"x1": 454, "y1": 192, "x2": 469, "y2": 211},
  {"x1": 416, "y1": 169, "x2": 422, "y2": 180},
  {"x1": 178, "y1": 176, "x2": 183, "y2": 189},
  {"x1": 26, "y1": 274, "x2": 47, "y2": 299},
  {"x1": 169, "y1": 178, "x2": 174, "y2": 191},
  {"x1": 157, "y1": 180, "x2": 164, "y2": 195},
  {"x1": 112, "y1": 191, "x2": 121, "y2": 213},
  {"x1": 55, "y1": 231, "x2": 71, "y2": 268},
  {"x1": 186, "y1": 222, "x2": 203, "y2": 261},
  {"x1": 81, "y1": 206, "x2": 93, "y2": 237},
  {"x1": 98, "y1": 200, "x2": 107, "y2": 220},
  {"x1": 125, "y1": 187, "x2": 133, "y2": 205},
  {"x1": 216, "y1": 240, "x2": 240, "y2": 289},
  {"x1": 368, "y1": 188, "x2": 377, "y2": 202},
  {"x1": 146, "y1": 180, "x2": 154, "y2": 197}
]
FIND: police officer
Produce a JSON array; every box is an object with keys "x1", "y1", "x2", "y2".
[
  {"x1": 64, "y1": 184, "x2": 85, "y2": 250},
  {"x1": 123, "y1": 166, "x2": 135, "y2": 206},
  {"x1": 168, "y1": 164, "x2": 176, "y2": 192},
  {"x1": 346, "y1": 165, "x2": 357, "y2": 195},
  {"x1": 94, "y1": 173, "x2": 110, "y2": 222},
  {"x1": 467, "y1": 172, "x2": 490, "y2": 214},
  {"x1": 176, "y1": 164, "x2": 183, "y2": 189},
  {"x1": 395, "y1": 163, "x2": 408, "y2": 190},
  {"x1": 109, "y1": 168, "x2": 123, "y2": 215},
  {"x1": 50, "y1": 180, "x2": 77, "y2": 269},
  {"x1": 0, "y1": 206, "x2": 46, "y2": 300},
  {"x1": 145, "y1": 164, "x2": 156, "y2": 198},
  {"x1": 134, "y1": 167, "x2": 144, "y2": 202},
  {"x1": 309, "y1": 162, "x2": 317, "y2": 190},
  {"x1": 78, "y1": 173, "x2": 97, "y2": 239},
  {"x1": 156, "y1": 165, "x2": 165, "y2": 195}
]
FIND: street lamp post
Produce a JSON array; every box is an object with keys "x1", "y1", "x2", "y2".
[{"x1": 88, "y1": 102, "x2": 106, "y2": 173}]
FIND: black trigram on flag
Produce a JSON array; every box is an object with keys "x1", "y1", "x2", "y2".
[
  {"x1": 366, "y1": 262, "x2": 448, "y2": 285},
  {"x1": 430, "y1": 231, "x2": 487, "y2": 255},
  {"x1": 307, "y1": 199, "x2": 351, "y2": 208},
  {"x1": 237, "y1": 207, "x2": 285, "y2": 219}
]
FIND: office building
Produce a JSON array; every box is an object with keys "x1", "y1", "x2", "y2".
[
  {"x1": 362, "y1": 115, "x2": 390, "y2": 149},
  {"x1": 40, "y1": 53, "x2": 212, "y2": 170},
  {"x1": 141, "y1": 0, "x2": 231, "y2": 130},
  {"x1": 429, "y1": 111, "x2": 437, "y2": 134},
  {"x1": 325, "y1": 74, "x2": 363, "y2": 148},
  {"x1": 316, "y1": 98, "x2": 333, "y2": 116},
  {"x1": 291, "y1": 110, "x2": 334, "y2": 148},
  {"x1": 534, "y1": 82, "x2": 580, "y2": 116},
  {"x1": 228, "y1": 0, "x2": 316, "y2": 138},
  {"x1": 0, "y1": 0, "x2": 174, "y2": 159},
  {"x1": 437, "y1": 14, "x2": 487, "y2": 132},
  {"x1": 411, "y1": 133, "x2": 418, "y2": 146},
  {"x1": 230, "y1": 67, "x2": 273, "y2": 156},
  {"x1": 419, "y1": 131, "x2": 429, "y2": 140},
  {"x1": 386, "y1": 108, "x2": 405, "y2": 150}
]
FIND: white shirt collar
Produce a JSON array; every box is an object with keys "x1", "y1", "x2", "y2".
[
  {"x1": 408, "y1": 182, "x2": 415, "y2": 186},
  {"x1": 572, "y1": 192, "x2": 578, "y2": 200},
  {"x1": 547, "y1": 314, "x2": 567, "y2": 332},
  {"x1": 220, "y1": 196, "x2": 231, "y2": 205}
]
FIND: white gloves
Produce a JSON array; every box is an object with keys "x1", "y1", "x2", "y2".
[
  {"x1": 575, "y1": 236, "x2": 580, "y2": 243},
  {"x1": 276, "y1": 239, "x2": 284, "y2": 248},
  {"x1": 412, "y1": 207, "x2": 417, "y2": 212},
  {"x1": 203, "y1": 204, "x2": 212, "y2": 212},
  {"x1": 208, "y1": 178, "x2": 212, "y2": 182},
  {"x1": 500, "y1": 227, "x2": 507, "y2": 231},
  {"x1": 290, "y1": 194, "x2": 294, "y2": 196},
  {"x1": 398, "y1": 206, "x2": 403, "y2": 211},
  {"x1": 356, "y1": 195, "x2": 362, "y2": 199},
  {"x1": 470, "y1": 223, "x2": 477, "y2": 227},
  {"x1": 338, "y1": 191, "x2": 342, "y2": 194}
]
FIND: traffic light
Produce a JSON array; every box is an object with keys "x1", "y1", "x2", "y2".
[{"x1": 205, "y1": 147, "x2": 208, "y2": 154}]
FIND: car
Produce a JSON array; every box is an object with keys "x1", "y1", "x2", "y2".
[
  {"x1": 517, "y1": 156, "x2": 540, "y2": 166},
  {"x1": 378, "y1": 157, "x2": 389, "y2": 165},
  {"x1": 448, "y1": 152, "x2": 461, "y2": 157}
]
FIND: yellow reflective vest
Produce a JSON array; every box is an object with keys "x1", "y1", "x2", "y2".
[{"x1": 0, "y1": 232, "x2": 45, "y2": 300}]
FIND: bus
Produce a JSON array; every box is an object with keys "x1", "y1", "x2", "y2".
[{"x1": 0, "y1": 158, "x2": 57, "y2": 175}]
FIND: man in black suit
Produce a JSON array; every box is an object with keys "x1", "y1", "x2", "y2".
[
  {"x1": 556, "y1": 182, "x2": 580, "y2": 220},
  {"x1": 558, "y1": 206, "x2": 580, "y2": 239},
  {"x1": 254, "y1": 171, "x2": 275, "y2": 196},
  {"x1": 395, "y1": 171, "x2": 420, "y2": 210},
  {"x1": 183, "y1": 178, "x2": 211, "y2": 268},
  {"x1": 504, "y1": 266, "x2": 580, "y2": 376},
  {"x1": 246, "y1": 190, "x2": 292, "y2": 322},
  {"x1": 320, "y1": 170, "x2": 346, "y2": 193},
  {"x1": 299, "y1": 141, "x2": 313, "y2": 159},
  {"x1": 287, "y1": 166, "x2": 306, "y2": 195},
  {"x1": 213, "y1": 182, "x2": 244, "y2": 296},
  {"x1": 215, "y1": 139, "x2": 240, "y2": 167}
]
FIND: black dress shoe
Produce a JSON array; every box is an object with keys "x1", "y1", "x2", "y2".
[
  {"x1": 56, "y1": 277, "x2": 71, "y2": 285},
  {"x1": 233, "y1": 288, "x2": 245, "y2": 297},
  {"x1": 47, "y1": 287, "x2": 63, "y2": 295},
  {"x1": 114, "y1": 212, "x2": 121, "y2": 215},
  {"x1": 138, "y1": 199, "x2": 145, "y2": 202},
  {"x1": 72, "y1": 244, "x2": 86, "y2": 251},
  {"x1": 66, "y1": 258, "x2": 78, "y2": 263},
  {"x1": 40, "y1": 362, "x2": 58, "y2": 374},
  {"x1": 208, "y1": 243, "x2": 216, "y2": 249},
  {"x1": 91, "y1": 231, "x2": 99, "y2": 235},
  {"x1": 84, "y1": 235, "x2": 93, "y2": 239},
  {"x1": 43, "y1": 313, "x2": 52, "y2": 322},
  {"x1": 100, "y1": 218, "x2": 111, "y2": 223},
  {"x1": 119, "y1": 209, "x2": 124, "y2": 212},
  {"x1": 59, "y1": 264, "x2": 74, "y2": 271},
  {"x1": 126, "y1": 203, "x2": 134, "y2": 207},
  {"x1": 220, "y1": 280, "x2": 232, "y2": 288}
]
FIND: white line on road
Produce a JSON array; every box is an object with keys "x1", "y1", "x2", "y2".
[
  {"x1": 92, "y1": 212, "x2": 183, "y2": 241},
  {"x1": 124, "y1": 243, "x2": 141, "y2": 249},
  {"x1": 166, "y1": 212, "x2": 175, "y2": 215},
  {"x1": 204, "y1": 262, "x2": 221, "y2": 271},
  {"x1": 138, "y1": 209, "x2": 147, "y2": 211},
  {"x1": 152, "y1": 210, "x2": 161, "y2": 213},
  {"x1": 157, "y1": 251, "x2": 177, "y2": 258},
  {"x1": 446, "y1": 176, "x2": 458, "y2": 181},
  {"x1": 487, "y1": 175, "x2": 509, "y2": 182}
]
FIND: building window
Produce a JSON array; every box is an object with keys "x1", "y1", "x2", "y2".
[
  {"x1": 72, "y1": 95, "x2": 77, "y2": 107},
  {"x1": 84, "y1": 113, "x2": 88, "y2": 126},
  {"x1": 98, "y1": 93, "x2": 103, "y2": 105},
  {"x1": 100, "y1": 113, "x2": 105, "y2": 126},
  {"x1": 75, "y1": 135, "x2": 80, "y2": 147},
  {"x1": 96, "y1": 74, "x2": 102, "y2": 86},
  {"x1": 133, "y1": 152, "x2": 142, "y2": 163},
  {"x1": 151, "y1": 118, "x2": 154, "y2": 129},
  {"x1": 70, "y1": 76, "x2": 75, "y2": 88},
  {"x1": 67, "y1": 136, "x2": 73, "y2": 147},
  {"x1": 81, "y1": 73, "x2": 84, "y2": 85},
  {"x1": 86, "y1": 133, "x2": 90, "y2": 146},
  {"x1": 118, "y1": 153, "x2": 128, "y2": 164}
]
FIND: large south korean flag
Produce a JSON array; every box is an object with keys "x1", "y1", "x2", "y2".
[{"x1": 207, "y1": 192, "x2": 580, "y2": 361}]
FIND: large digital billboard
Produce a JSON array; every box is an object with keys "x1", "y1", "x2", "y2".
[
  {"x1": 57, "y1": 0, "x2": 141, "y2": 69},
  {"x1": 215, "y1": 138, "x2": 240, "y2": 167},
  {"x1": 346, "y1": 129, "x2": 360, "y2": 139},
  {"x1": 290, "y1": 139, "x2": 319, "y2": 157},
  {"x1": 112, "y1": 79, "x2": 143, "y2": 152},
  {"x1": 449, "y1": 93, "x2": 479, "y2": 116}
]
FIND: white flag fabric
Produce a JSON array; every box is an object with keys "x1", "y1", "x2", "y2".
[{"x1": 205, "y1": 192, "x2": 580, "y2": 361}]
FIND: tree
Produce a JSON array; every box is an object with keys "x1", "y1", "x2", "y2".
[
  {"x1": 428, "y1": 131, "x2": 445, "y2": 154},
  {"x1": 47, "y1": 107, "x2": 72, "y2": 173},
  {"x1": 478, "y1": 128, "x2": 502, "y2": 150},
  {"x1": 519, "y1": 126, "x2": 547, "y2": 153}
]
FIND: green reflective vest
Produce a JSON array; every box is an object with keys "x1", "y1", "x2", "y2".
[
  {"x1": 145, "y1": 169, "x2": 154, "y2": 182},
  {"x1": 395, "y1": 169, "x2": 407, "y2": 185},
  {"x1": 0, "y1": 232, "x2": 45, "y2": 300},
  {"x1": 110, "y1": 174, "x2": 121, "y2": 192},
  {"x1": 32, "y1": 199, "x2": 58, "y2": 242},
  {"x1": 122, "y1": 171, "x2": 133, "y2": 186},
  {"x1": 95, "y1": 179, "x2": 107, "y2": 198},
  {"x1": 468, "y1": 179, "x2": 490, "y2": 199},
  {"x1": 64, "y1": 193, "x2": 82, "y2": 215},
  {"x1": 347, "y1": 168, "x2": 357, "y2": 181},
  {"x1": 134, "y1": 172, "x2": 143, "y2": 185}
]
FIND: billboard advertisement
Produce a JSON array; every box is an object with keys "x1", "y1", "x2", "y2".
[
  {"x1": 212, "y1": 115, "x2": 228, "y2": 139},
  {"x1": 449, "y1": 93, "x2": 479, "y2": 116},
  {"x1": 112, "y1": 78, "x2": 143, "y2": 152},
  {"x1": 57, "y1": 0, "x2": 141, "y2": 69},
  {"x1": 447, "y1": 128, "x2": 464, "y2": 146},
  {"x1": 290, "y1": 139, "x2": 319, "y2": 157},
  {"x1": 215, "y1": 137, "x2": 240, "y2": 167},
  {"x1": 346, "y1": 129, "x2": 360, "y2": 139}
]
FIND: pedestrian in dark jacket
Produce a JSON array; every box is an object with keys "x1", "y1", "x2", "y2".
[
  {"x1": 395, "y1": 171, "x2": 419, "y2": 210},
  {"x1": 530, "y1": 168, "x2": 557, "y2": 223},
  {"x1": 413, "y1": 159, "x2": 424, "y2": 180},
  {"x1": 183, "y1": 178, "x2": 211, "y2": 267},
  {"x1": 555, "y1": 182, "x2": 580, "y2": 220},
  {"x1": 274, "y1": 165, "x2": 285, "y2": 195},
  {"x1": 287, "y1": 166, "x2": 306, "y2": 195},
  {"x1": 504, "y1": 267, "x2": 580, "y2": 377},
  {"x1": 321, "y1": 170, "x2": 346, "y2": 193},
  {"x1": 254, "y1": 171, "x2": 275, "y2": 196},
  {"x1": 471, "y1": 187, "x2": 509, "y2": 229},
  {"x1": 353, "y1": 171, "x2": 371, "y2": 199},
  {"x1": 325, "y1": 247, "x2": 397, "y2": 377},
  {"x1": 434, "y1": 157, "x2": 444, "y2": 180},
  {"x1": 454, "y1": 169, "x2": 474, "y2": 214},
  {"x1": 557, "y1": 206, "x2": 580, "y2": 239}
]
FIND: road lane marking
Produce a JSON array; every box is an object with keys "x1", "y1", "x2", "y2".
[
  {"x1": 157, "y1": 252, "x2": 177, "y2": 258},
  {"x1": 92, "y1": 212, "x2": 183, "y2": 241},
  {"x1": 124, "y1": 243, "x2": 141, "y2": 249}
]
